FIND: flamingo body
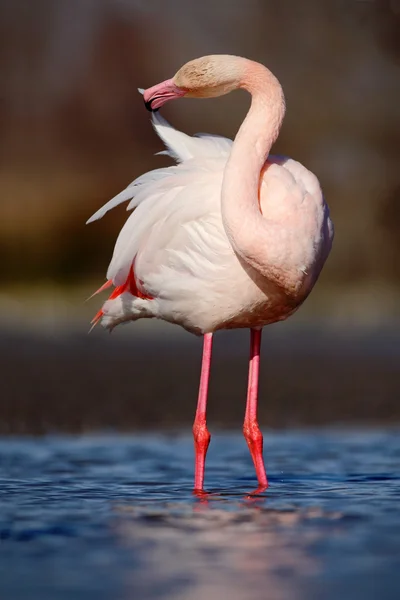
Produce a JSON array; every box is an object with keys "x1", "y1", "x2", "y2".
[{"x1": 88, "y1": 114, "x2": 333, "y2": 334}]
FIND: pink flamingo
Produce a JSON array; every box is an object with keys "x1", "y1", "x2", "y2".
[{"x1": 87, "y1": 55, "x2": 333, "y2": 493}]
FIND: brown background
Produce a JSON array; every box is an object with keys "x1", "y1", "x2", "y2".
[{"x1": 1, "y1": 0, "x2": 399, "y2": 432}]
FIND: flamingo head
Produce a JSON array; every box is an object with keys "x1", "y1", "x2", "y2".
[{"x1": 143, "y1": 55, "x2": 245, "y2": 112}]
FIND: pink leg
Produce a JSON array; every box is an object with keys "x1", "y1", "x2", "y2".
[
  {"x1": 193, "y1": 333, "x2": 213, "y2": 491},
  {"x1": 243, "y1": 328, "x2": 268, "y2": 490}
]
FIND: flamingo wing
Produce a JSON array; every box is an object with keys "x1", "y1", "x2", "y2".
[
  {"x1": 86, "y1": 113, "x2": 232, "y2": 225},
  {"x1": 87, "y1": 114, "x2": 233, "y2": 292}
]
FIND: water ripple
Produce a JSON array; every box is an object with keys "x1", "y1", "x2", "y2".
[{"x1": 0, "y1": 430, "x2": 399, "y2": 600}]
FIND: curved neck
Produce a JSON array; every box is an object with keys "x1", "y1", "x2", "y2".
[{"x1": 221, "y1": 62, "x2": 285, "y2": 279}]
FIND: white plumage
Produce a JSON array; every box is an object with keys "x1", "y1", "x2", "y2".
[{"x1": 87, "y1": 113, "x2": 332, "y2": 335}]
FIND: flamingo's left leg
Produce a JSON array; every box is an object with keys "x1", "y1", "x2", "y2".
[
  {"x1": 243, "y1": 328, "x2": 268, "y2": 491},
  {"x1": 193, "y1": 332, "x2": 213, "y2": 491}
]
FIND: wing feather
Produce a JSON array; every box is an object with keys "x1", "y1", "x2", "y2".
[
  {"x1": 86, "y1": 114, "x2": 232, "y2": 286},
  {"x1": 86, "y1": 114, "x2": 232, "y2": 225}
]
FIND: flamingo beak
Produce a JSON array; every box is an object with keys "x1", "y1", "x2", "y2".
[{"x1": 142, "y1": 78, "x2": 186, "y2": 112}]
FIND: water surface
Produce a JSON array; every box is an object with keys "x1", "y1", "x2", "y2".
[{"x1": 1, "y1": 430, "x2": 400, "y2": 600}]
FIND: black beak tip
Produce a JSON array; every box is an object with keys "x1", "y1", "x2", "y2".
[{"x1": 144, "y1": 100, "x2": 158, "y2": 113}]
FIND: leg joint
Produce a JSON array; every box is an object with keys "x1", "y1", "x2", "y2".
[{"x1": 193, "y1": 419, "x2": 211, "y2": 446}]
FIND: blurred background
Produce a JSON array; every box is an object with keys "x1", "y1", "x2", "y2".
[{"x1": 1, "y1": 0, "x2": 399, "y2": 433}]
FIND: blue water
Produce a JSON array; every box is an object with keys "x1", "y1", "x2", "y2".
[{"x1": 1, "y1": 430, "x2": 400, "y2": 600}]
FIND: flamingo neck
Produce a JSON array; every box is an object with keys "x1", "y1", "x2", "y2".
[{"x1": 221, "y1": 62, "x2": 286, "y2": 279}]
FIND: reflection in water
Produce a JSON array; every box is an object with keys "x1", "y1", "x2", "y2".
[
  {"x1": 115, "y1": 503, "x2": 334, "y2": 600},
  {"x1": 0, "y1": 430, "x2": 399, "y2": 600}
]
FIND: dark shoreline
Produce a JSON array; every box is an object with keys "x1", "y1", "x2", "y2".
[{"x1": 2, "y1": 326, "x2": 399, "y2": 434}]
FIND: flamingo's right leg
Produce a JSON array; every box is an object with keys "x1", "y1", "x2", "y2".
[
  {"x1": 243, "y1": 328, "x2": 268, "y2": 492},
  {"x1": 193, "y1": 333, "x2": 213, "y2": 491}
]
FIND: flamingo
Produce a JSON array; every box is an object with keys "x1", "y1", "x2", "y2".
[{"x1": 87, "y1": 55, "x2": 333, "y2": 493}]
